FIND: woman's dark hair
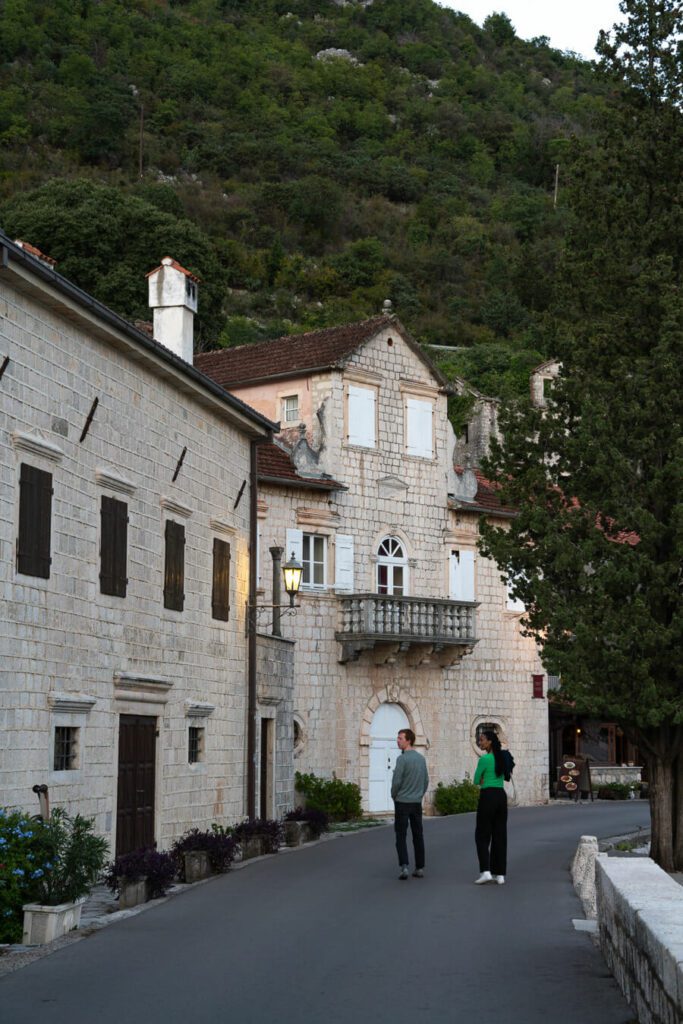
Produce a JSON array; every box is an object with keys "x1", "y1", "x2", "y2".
[{"x1": 482, "y1": 729, "x2": 505, "y2": 777}]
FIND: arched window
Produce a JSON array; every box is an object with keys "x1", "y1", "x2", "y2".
[{"x1": 376, "y1": 536, "x2": 408, "y2": 596}]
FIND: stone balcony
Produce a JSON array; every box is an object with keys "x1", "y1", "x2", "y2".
[{"x1": 335, "y1": 593, "x2": 477, "y2": 666}]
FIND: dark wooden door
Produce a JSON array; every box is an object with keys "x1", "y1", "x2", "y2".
[{"x1": 116, "y1": 715, "x2": 156, "y2": 855}]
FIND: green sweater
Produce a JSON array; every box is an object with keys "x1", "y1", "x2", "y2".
[
  {"x1": 474, "y1": 752, "x2": 505, "y2": 789},
  {"x1": 391, "y1": 749, "x2": 429, "y2": 802}
]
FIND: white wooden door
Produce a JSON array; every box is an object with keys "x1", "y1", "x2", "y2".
[{"x1": 368, "y1": 703, "x2": 410, "y2": 812}]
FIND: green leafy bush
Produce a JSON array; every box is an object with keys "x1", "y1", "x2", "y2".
[
  {"x1": 433, "y1": 776, "x2": 480, "y2": 815},
  {"x1": 0, "y1": 808, "x2": 53, "y2": 942},
  {"x1": 596, "y1": 783, "x2": 631, "y2": 800},
  {"x1": 295, "y1": 772, "x2": 362, "y2": 821}
]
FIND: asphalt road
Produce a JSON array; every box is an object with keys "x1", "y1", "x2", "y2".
[{"x1": 0, "y1": 802, "x2": 649, "y2": 1024}]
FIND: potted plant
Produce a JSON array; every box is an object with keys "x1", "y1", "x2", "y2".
[
  {"x1": 283, "y1": 808, "x2": 329, "y2": 846},
  {"x1": 105, "y1": 847, "x2": 176, "y2": 908},
  {"x1": 233, "y1": 818, "x2": 284, "y2": 860},
  {"x1": 171, "y1": 827, "x2": 237, "y2": 882},
  {"x1": 21, "y1": 809, "x2": 108, "y2": 945}
]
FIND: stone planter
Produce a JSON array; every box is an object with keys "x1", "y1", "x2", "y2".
[
  {"x1": 240, "y1": 836, "x2": 265, "y2": 860},
  {"x1": 182, "y1": 850, "x2": 212, "y2": 883},
  {"x1": 284, "y1": 821, "x2": 313, "y2": 847},
  {"x1": 22, "y1": 897, "x2": 87, "y2": 946},
  {"x1": 118, "y1": 877, "x2": 150, "y2": 909}
]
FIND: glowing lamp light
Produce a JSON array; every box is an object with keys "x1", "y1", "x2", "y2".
[{"x1": 282, "y1": 552, "x2": 303, "y2": 607}]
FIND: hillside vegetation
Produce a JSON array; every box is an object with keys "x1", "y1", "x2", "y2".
[{"x1": 0, "y1": 0, "x2": 610, "y2": 396}]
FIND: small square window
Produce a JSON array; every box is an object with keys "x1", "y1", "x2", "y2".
[
  {"x1": 282, "y1": 395, "x2": 299, "y2": 423},
  {"x1": 54, "y1": 726, "x2": 79, "y2": 771},
  {"x1": 188, "y1": 726, "x2": 205, "y2": 764}
]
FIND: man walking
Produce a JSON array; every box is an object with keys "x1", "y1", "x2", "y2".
[{"x1": 391, "y1": 728, "x2": 429, "y2": 880}]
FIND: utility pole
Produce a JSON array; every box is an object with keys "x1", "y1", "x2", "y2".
[{"x1": 553, "y1": 163, "x2": 560, "y2": 208}]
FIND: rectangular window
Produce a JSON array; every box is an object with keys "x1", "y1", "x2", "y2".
[
  {"x1": 211, "y1": 538, "x2": 231, "y2": 621},
  {"x1": 506, "y1": 577, "x2": 525, "y2": 612},
  {"x1": 282, "y1": 395, "x2": 299, "y2": 423},
  {"x1": 347, "y1": 384, "x2": 376, "y2": 448},
  {"x1": 302, "y1": 533, "x2": 326, "y2": 588},
  {"x1": 188, "y1": 726, "x2": 204, "y2": 764},
  {"x1": 100, "y1": 495, "x2": 128, "y2": 597},
  {"x1": 17, "y1": 463, "x2": 53, "y2": 578},
  {"x1": 53, "y1": 726, "x2": 79, "y2": 771},
  {"x1": 164, "y1": 519, "x2": 185, "y2": 611},
  {"x1": 406, "y1": 397, "x2": 433, "y2": 458}
]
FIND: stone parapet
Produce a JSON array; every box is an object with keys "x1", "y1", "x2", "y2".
[{"x1": 596, "y1": 857, "x2": 683, "y2": 1024}]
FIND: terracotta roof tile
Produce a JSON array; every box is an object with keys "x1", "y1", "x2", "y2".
[
  {"x1": 14, "y1": 239, "x2": 57, "y2": 267},
  {"x1": 196, "y1": 315, "x2": 438, "y2": 388},
  {"x1": 257, "y1": 442, "x2": 344, "y2": 491},
  {"x1": 145, "y1": 257, "x2": 201, "y2": 283}
]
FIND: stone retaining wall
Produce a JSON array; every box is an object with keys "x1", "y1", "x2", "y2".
[{"x1": 596, "y1": 857, "x2": 683, "y2": 1024}]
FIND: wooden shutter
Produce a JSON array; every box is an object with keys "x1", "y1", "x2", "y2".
[
  {"x1": 100, "y1": 496, "x2": 128, "y2": 597},
  {"x1": 164, "y1": 520, "x2": 185, "y2": 611},
  {"x1": 347, "y1": 385, "x2": 376, "y2": 447},
  {"x1": 17, "y1": 463, "x2": 53, "y2": 578},
  {"x1": 406, "y1": 398, "x2": 433, "y2": 457},
  {"x1": 449, "y1": 549, "x2": 475, "y2": 601},
  {"x1": 334, "y1": 534, "x2": 355, "y2": 592},
  {"x1": 212, "y1": 538, "x2": 231, "y2": 621}
]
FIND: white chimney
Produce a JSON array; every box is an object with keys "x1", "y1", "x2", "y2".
[{"x1": 146, "y1": 257, "x2": 199, "y2": 364}]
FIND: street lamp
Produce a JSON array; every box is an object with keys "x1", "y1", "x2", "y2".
[{"x1": 282, "y1": 551, "x2": 303, "y2": 607}]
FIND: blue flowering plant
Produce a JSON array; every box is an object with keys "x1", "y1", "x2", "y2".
[{"x1": 0, "y1": 807, "x2": 54, "y2": 943}]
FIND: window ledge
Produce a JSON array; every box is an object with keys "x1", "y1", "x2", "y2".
[
  {"x1": 95, "y1": 467, "x2": 136, "y2": 496},
  {"x1": 12, "y1": 430, "x2": 64, "y2": 464},
  {"x1": 49, "y1": 693, "x2": 96, "y2": 714}
]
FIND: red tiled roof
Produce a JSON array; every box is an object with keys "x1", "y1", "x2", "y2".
[
  {"x1": 14, "y1": 240, "x2": 57, "y2": 267},
  {"x1": 450, "y1": 468, "x2": 517, "y2": 517},
  {"x1": 145, "y1": 257, "x2": 201, "y2": 283},
  {"x1": 196, "y1": 315, "x2": 447, "y2": 389},
  {"x1": 257, "y1": 442, "x2": 344, "y2": 491}
]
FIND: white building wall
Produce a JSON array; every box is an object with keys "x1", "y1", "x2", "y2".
[
  {"x1": 0, "y1": 281, "x2": 254, "y2": 849},
  {"x1": 251, "y1": 325, "x2": 548, "y2": 811}
]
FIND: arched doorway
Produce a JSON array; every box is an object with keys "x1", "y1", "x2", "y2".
[{"x1": 368, "y1": 703, "x2": 410, "y2": 812}]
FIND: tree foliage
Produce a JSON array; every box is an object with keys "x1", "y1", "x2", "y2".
[
  {"x1": 480, "y1": 0, "x2": 683, "y2": 868},
  {"x1": 0, "y1": 0, "x2": 610, "y2": 393}
]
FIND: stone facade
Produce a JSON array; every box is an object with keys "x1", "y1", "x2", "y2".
[
  {"x1": 236, "y1": 322, "x2": 549, "y2": 810},
  {"x1": 255, "y1": 632, "x2": 295, "y2": 819},
  {"x1": 0, "y1": 239, "x2": 273, "y2": 850}
]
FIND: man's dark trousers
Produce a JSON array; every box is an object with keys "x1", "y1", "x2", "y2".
[{"x1": 394, "y1": 801, "x2": 425, "y2": 869}]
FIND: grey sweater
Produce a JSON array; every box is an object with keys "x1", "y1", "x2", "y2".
[{"x1": 391, "y1": 749, "x2": 429, "y2": 803}]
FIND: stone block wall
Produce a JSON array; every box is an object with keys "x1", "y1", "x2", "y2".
[
  {"x1": 596, "y1": 857, "x2": 683, "y2": 1024},
  {"x1": 0, "y1": 277, "x2": 255, "y2": 849},
  {"x1": 256, "y1": 632, "x2": 295, "y2": 819}
]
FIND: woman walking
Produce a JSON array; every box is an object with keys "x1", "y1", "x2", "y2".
[{"x1": 473, "y1": 729, "x2": 507, "y2": 885}]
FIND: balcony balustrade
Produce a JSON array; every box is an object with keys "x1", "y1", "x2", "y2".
[{"x1": 335, "y1": 593, "x2": 477, "y2": 666}]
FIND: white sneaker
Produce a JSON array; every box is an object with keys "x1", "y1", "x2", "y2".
[
  {"x1": 474, "y1": 871, "x2": 493, "y2": 884},
  {"x1": 493, "y1": 875, "x2": 505, "y2": 885}
]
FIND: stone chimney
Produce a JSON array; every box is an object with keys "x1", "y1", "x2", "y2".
[{"x1": 146, "y1": 257, "x2": 199, "y2": 364}]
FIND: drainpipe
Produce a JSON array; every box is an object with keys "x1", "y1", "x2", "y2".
[
  {"x1": 247, "y1": 435, "x2": 271, "y2": 820},
  {"x1": 32, "y1": 784, "x2": 50, "y2": 820}
]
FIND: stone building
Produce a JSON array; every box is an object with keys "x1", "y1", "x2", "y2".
[
  {"x1": 197, "y1": 316, "x2": 549, "y2": 810},
  {"x1": 0, "y1": 235, "x2": 279, "y2": 853}
]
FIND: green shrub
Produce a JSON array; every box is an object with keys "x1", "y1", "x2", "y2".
[
  {"x1": 295, "y1": 772, "x2": 362, "y2": 821},
  {"x1": 433, "y1": 776, "x2": 480, "y2": 815},
  {"x1": 597, "y1": 782, "x2": 631, "y2": 800}
]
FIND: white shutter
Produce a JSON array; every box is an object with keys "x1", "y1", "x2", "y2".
[
  {"x1": 506, "y1": 578, "x2": 525, "y2": 612},
  {"x1": 256, "y1": 523, "x2": 262, "y2": 587},
  {"x1": 406, "y1": 398, "x2": 433, "y2": 457},
  {"x1": 450, "y1": 549, "x2": 475, "y2": 601},
  {"x1": 348, "y1": 385, "x2": 376, "y2": 447},
  {"x1": 335, "y1": 534, "x2": 355, "y2": 592},
  {"x1": 285, "y1": 528, "x2": 303, "y2": 564}
]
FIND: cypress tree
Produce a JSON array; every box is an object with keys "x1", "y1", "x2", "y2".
[{"x1": 480, "y1": 0, "x2": 683, "y2": 868}]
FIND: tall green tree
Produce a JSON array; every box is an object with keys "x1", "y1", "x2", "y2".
[{"x1": 480, "y1": 0, "x2": 683, "y2": 869}]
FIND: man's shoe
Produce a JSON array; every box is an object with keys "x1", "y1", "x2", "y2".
[
  {"x1": 493, "y1": 875, "x2": 505, "y2": 885},
  {"x1": 398, "y1": 866, "x2": 409, "y2": 880},
  {"x1": 474, "y1": 871, "x2": 493, "y2": 884},
  {"x1": 412, "y1": 869, "x2": 424, "y2": 878}
]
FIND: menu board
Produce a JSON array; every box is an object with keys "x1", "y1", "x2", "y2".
[{"x1": 557, "y1": 755, "x2": 590, "y2": 797}]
